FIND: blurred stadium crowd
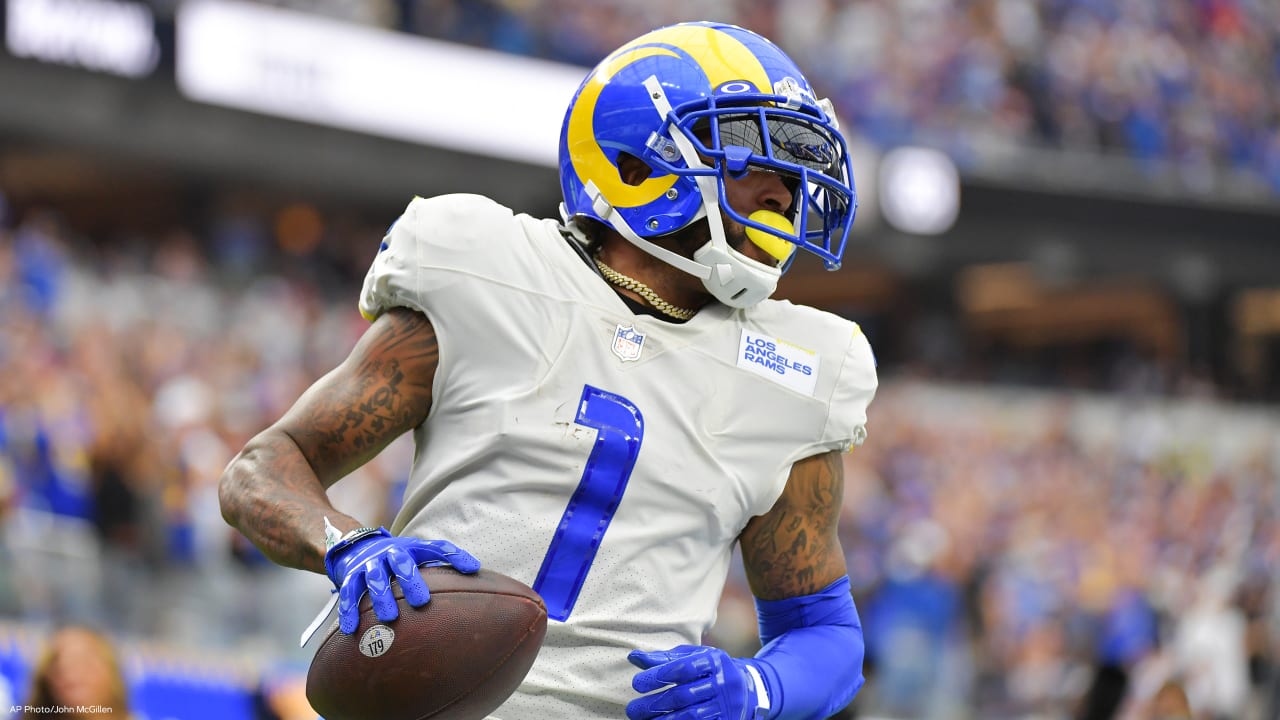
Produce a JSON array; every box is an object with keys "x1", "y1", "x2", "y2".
[
  {"x1": 835, "y1": 385, "x2": 1277, "y2": 719},
  {"x1": 271, "y1": 0, "x2": 1280, "y2": 196},
  {"x1": 0, "y1": 198, "x2": 396, "y2": 717}
]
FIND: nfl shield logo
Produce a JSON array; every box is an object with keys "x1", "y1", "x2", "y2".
[{"x1": 611, "y1": 324, "x2": 645, "y2": 362}]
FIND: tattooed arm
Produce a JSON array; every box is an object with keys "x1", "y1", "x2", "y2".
[
  {"x1": 218, "y1": 307, "x2": 438, "y2": 574},
  {"x1": 712, "y1": 451, "x2": 864, "y2": 718},
  {"x1": 625, "y1": 453, "x2": 858, "y2": 719},
  {"x1": 738, "y1": 450, "x2": 847, "y2": 600}
]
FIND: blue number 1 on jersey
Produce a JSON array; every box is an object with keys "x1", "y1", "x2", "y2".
[{"x1": 533, "y1": 385, "x2": 644, "y2": 621}]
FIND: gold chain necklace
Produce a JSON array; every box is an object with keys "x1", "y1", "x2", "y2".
[{"x1": 594, "y1": 257, "x2": 697, "y2": 321}]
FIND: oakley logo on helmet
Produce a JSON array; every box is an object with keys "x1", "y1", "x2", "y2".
[{"x1": 716, "y1": 80, "x2": 758, "y2": 94}]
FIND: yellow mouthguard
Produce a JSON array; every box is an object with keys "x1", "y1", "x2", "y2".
[{"x1": 744, "y1": 210, "x2": 797, "y2": 263}]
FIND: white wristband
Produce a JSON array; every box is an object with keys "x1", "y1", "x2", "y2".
[{"x1": 743, "y1": 662, "x2": 771, "y2": 714}]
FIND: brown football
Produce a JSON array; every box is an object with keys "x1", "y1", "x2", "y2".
[{"x1": 306, "y1": 566, "x2": 547, "y2": 720}]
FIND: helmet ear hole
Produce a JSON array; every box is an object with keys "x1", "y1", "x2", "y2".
[{"x1": 617, "y1": 152, "x2": 654, "y2": 186}]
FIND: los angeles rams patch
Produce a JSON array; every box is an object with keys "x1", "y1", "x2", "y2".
[{"x1": 737, "y1": 330, "x2": 819, "y2": 396}]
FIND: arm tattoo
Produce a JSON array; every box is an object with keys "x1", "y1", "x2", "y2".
[
  {"x1": 219, "y1": 308, "x2": 437, "y2": 573},
  {"x1": 740, "y1": 451, "x2": 848, "y2": 600},
  {"x1": 285, "y1": 308, "x2": 438, "y2": 480},
  {"x1": 219, "y1": 437, "x2": 339, "y2": 573}
]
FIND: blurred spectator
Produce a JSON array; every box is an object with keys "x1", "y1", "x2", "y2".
[
  {"x1": 1172, "y1": 566, "x2": 1250, "y2": 719},
  {"x1": 250, "y1": 670, "x2": 317, "y2": 720},
  {"x1": 1131, "y1": 680, "x2": 1197, "y2": 720},
  {"x1": 22, "y1": 626, "x2": 130, "y2": 719},
  {"x1": 1078, "y1": 584, "x2": 1159, "y2": 720},
  {"x1": 862, "y1": 519, "x2": 962, "y2": 718}
]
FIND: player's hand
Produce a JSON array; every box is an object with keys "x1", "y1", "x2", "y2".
[
  {"x1": 626, "y1": 645, "x2": 768, "y2": 720},
  {"x1": 324, "y1": 527, "x2": 480, "y2": 634}
]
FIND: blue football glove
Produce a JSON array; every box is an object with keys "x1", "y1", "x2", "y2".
[
  {"x1": 323, "y1": 527, "x2": 480, "y2": 634},
  {"x1": 626, "y1": 645, "x2": 770, "y2": 720}
]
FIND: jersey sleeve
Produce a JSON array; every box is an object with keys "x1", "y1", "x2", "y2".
[
  {"x1": 822, "y1": 325, "x2": 878, "y2": 451},
  {"x1": 359, "y1": 201, "x2": 422, "y2": 322},
  {"x1": 358, "y1": 193, "x2": 519, "y2": 322}
]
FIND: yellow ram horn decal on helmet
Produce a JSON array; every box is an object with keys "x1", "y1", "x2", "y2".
[
  {"x1": 565, "y1": 46, "x2": 680, "y2": 209},
  {"x1": 566, "y1": 24, "x2": 773, "y2": 210}
]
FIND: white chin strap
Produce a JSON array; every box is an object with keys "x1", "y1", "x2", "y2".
[{"x1": 582, "y1": 76, "x2": 781, "y2": 309}]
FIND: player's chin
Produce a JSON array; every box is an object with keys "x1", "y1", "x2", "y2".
[{"x1": 724, "y1": 222, "x2": 748, "y2": 251}]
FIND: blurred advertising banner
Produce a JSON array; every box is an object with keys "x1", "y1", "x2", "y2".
[
  {"x1": 175, "y1": 0, "x2": 586, "y2": 167},
  {"x1": 3, "y1": 0, "x2": 160, "y2": 78}
]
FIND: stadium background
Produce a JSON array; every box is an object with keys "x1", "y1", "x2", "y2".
[{"x1": 1, "y1": 0, "x2": 1278, "y2": 718}]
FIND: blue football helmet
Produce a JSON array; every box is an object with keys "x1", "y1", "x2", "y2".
[{"x1": 558, "y1": 21, "x2": 857, "y2": 308}]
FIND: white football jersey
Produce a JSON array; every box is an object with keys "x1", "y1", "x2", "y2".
[{"x1": 359, "y1": 194, "x2": 878, "y2": 719}]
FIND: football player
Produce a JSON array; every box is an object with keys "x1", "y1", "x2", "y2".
[{"x1": 220, "y1": 21, "x2": 877, "y2": 720}]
